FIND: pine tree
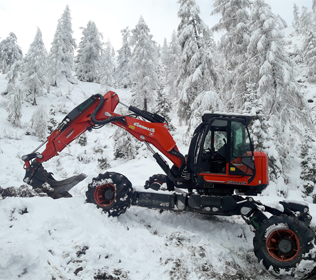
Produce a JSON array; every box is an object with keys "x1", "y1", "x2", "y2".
[
  {"x1": 113, "y1": 128, "x2": 138, "y2": 160},
  {"x1": 155, "y1": 89, "x2": 174, "y2": 130},
  {"x1": 60, "y1": 5, "x2": 77, "y2": 78},
  {"x1": 211, "y1": 0, "x2": 251, "y2": 70},
  {"x1": 233, "y1": 0, "x2": 307, "y2": 123},
  {"x1": 27, "y1": 105, "x2": 48, "y2": 141},
  {"x1": 300, "y1": 135, "x2": 316, "y2": 198},
  {"x1": 5, "y1": 60, "x2": 23, "y2": 127},
  {"x1": 303, "y1": 29, "x2": 316, "y2": 83},
  {"x1": 99, "y1": 41, "x2": 115, "y2": 92},
  {"x1": 300, "y1": 6, "x2": 313, "y2": 34},
  {"x1": 276, "y1": 14, "x2": 288, "y2": 29},
  {"x1": 0, "y1": 32, "x2": 23, "y2": 74},
  {"x1": 165, "y1": 31, "x2": 181, "y2": 98},
  {"x1": 5, "y1": 60, "x2": 22, "y2": 95},
  {"x1": 177, "y1": 0, "x2": 218, "y2": 124},
  {"x1": 22, "y1": 28, "x2": 48, "y2": 105},
  {"x1": 232, "y1": 0, "x2": 314, "y2": 188},
  {"x1": 115, "y1": 27, "x2": 132, "y2": 88},
  {"x1": 130, "y1": 16, "x2": 158, "y2": 110},
  {"x1": 47, "y1": 20, "x2": 64, "y2": 86},
  {"x1": 75, "y1": 21, "x2": 103, "y2": 82},
  {"x1": 6, "y1": 83, "x2": 23, "y2": 127},
  {"x1": 293, "y1": 3, "x2": 300, "y2": 32}
]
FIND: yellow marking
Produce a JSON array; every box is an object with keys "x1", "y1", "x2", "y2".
[
  {"x1": 230, "y1": 167, "x2": 236, "y2": 171},
  {"x1": 129, "y1": 125, "x2": 135, "y2": 130}
]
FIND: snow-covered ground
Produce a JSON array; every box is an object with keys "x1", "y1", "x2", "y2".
[{"x1": 1, "y1": 32, "x2": 316, "y2": 278}]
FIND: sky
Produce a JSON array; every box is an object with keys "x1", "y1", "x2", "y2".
[{"x1": 0, "y1": 0, "x2": 313, "y2": 54}]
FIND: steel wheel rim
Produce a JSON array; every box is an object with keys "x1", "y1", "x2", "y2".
[
  {"x1": 94, "y1": 183, "x2": 116, "y2": 207},
  {"x1": 266, "y1": 228, "x2": 300, "y2": 262}
]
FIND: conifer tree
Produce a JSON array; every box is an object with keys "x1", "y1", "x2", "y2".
[
  {"x1": 165, "y1": 31, "x2": 181, "y2": 98},
  {"x1": 303, "y1": 29, "x2": 316, "y2": 83},
  {"x1": 300, "y1": 6, "x2": 313, "y2": 35},
  {"x1": 276, "y1": 14, "x2": 288, "y2": 29},
  {"x1": 22, "y1": 28, "x2": 48, "y2": 105},
  {"x1": 293, "y1": 4, "x2": 300, "y2": 32},
  {"x1": 130, "y1": 16, "x2": 158, "y2": 110},
  {"x1": 233, "y1": 0, "x2": 307, "y2": 123},
  {"x1": 113, "y1": 128, "x2": 138, "y2": 160},
  {"x1": 75, "y1": 21, "x2": 102, "y2": 82},
  {"x1": 300, "y1": 135, "x2": 316, "y2": 197},
  {"x1": 0, "y1": 32, "x2": 23, "y2": 74},
  {"x1": 60, "y1": 5, "x2": 77, "y2": 77},
  {"x1": 115, "y1": 27, "x2": 132, "y2": 88},
  {"x1": 47, "y1": 6, "x2": 76, "y2": 86},
  {"x1": 177, "y1": 0, "x2": 218, "y2": 124},
  {"x1": 211, "y1": 0, "x2": 251, "y2": 70},
  {"x1": 47, "y1": 20, "x2": 64, "y2": 86},
  {"x1": 27, "y1": 105, "x2": 48, "y2": 141},
  {"x1": 6, "y1": 82, "x2": 23, "y2": 127},
  {"x1": 99, "y1": 41, "x2": 115, "y2": 92},
  {"x1": 5, "y1": 60, "x2": 23, "y2": 127}
]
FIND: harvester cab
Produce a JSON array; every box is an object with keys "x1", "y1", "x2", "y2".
[{"x1": 186, "y1": 113, "x2": 268, "y2": 196}]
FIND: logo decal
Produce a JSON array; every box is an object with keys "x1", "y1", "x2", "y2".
[
  {"x1": 134, "y1": 122, "x2": 155, "y2": 135},
  {"x1": 227, "y1": 180, "x2": 247, "y2": 185}
]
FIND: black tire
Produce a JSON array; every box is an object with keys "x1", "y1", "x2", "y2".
[
  {"x1": 85, "y1": 172, "x2": 133, "y2": 217},
  {"x1": 253, "y1": 214, "x2": 315, "y2": 270},
  {"x1": 144, "y1": 174, "x2": 168, "y2": 191}
]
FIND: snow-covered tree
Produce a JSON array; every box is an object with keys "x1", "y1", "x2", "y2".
[
  {"x1": 60, "y1": 5, "x2": 77, "y2": 77},
  {"x1": 113, "y1": 128, "x2": 139, "y2": 160},
  {"x1": 231, "y1": 0, "x2": 314, "y2": 187},
  {"x1": 99, "y1": 41, "x2": 115, "y2": 92},
  {"x1": 47, "y1": 20, "x2": 64, "y2": 87},
  {"x1": 27, "y1": 105, "x2": 48, "y2": 141},
  {"x1": 115, "y1": 27, "x2": 132, "y2": 88},
  {"x1": 47, "y1": 6, "x2": 76, "y2": 86},
  {"x1": 177, "y1": 0, "x2": 218, "y2": 124},
  {"x1": 211, "y1": 0, "x2": 251, "y2": 70},
  {"x1": 5, "y1": 60, "x2": 22, "y2": 95},
  {"x1": 303, "y1": 30, "x2": 316, "y2": 83},
  {"x1": 6, "y1": 61, "x2": 24, "y2": 127},
  {"x1": 293, "y1": 3, "x2": 300, "y2": 32},
  {"x1": 22, "y1": 28, "x2": 48, "y2": 105},
  {"x1": 130, "y1": 16, "x2": 158, "y2": 110},
  {"x1": 300, "y1": 135, "x2": 316, "y2": 198},
  {"x1": 165, "y1": 31, "x2": 181, "y2": 98},
  {"x1": 233, "y1": 0, "x2": 306, "y2": 121},
  {"x1": 276, "y1": 14, "x2": 288, "y2": 29},
  {"x1": 155, "y1": 89, "x2": 174, "y2": 130},
  {"x1": 75, "y1": 21, "x2": 102, "y2": 82},
  {"x1": 0, "y1": 32, "x2": 23, "y2": 74},
  {"x1": 300, "y1": 6, "x2": 313, "y2": 34}
]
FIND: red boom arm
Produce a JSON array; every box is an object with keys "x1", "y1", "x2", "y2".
[{"x1": 23, "y1": 91, "x2": 183, "y2": 170}]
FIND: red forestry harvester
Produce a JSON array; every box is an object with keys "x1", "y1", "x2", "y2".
[{"x1": 22, "y1": 91, "x2": 316, "y2": 275}]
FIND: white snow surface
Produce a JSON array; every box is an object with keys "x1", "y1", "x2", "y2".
[{"x1": 1, "y1": 37, "x2": 316, "y2": 278}]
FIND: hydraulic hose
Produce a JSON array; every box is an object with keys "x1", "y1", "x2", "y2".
[{"x1": 91, "y1": 94, "x2": 125, "y2": 125}]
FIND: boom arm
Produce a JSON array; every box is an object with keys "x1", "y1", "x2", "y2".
[{"x1": 22, "y1": 91, "x2": 185, "y2": 193}]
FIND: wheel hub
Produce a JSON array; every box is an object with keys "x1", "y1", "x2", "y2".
[
  {"x1": 94, "y1": 183, "x2": 116, "y2": 207},
  {"x1": 278, "y1": 239, "x2": 293, "y2": 254}
]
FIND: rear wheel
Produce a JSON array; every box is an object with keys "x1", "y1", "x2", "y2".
[
  {"x1": 86, "y1": 172, "x2": 133, "y2": 217},
  {"x1": 253, "y1": 214, "x2": 315, "y2": 270}
]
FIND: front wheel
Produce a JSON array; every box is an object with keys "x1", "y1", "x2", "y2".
[
  {"x1": 253, "y1": 214, "x2": 315, "y2": 271},
  {"x1": 86, "y1": 172, "x2": 133, "y2": 217}
]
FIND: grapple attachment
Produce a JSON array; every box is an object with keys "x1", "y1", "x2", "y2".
[{"x1": 23, "y1": 158, "x2": 86, "y2": 198}]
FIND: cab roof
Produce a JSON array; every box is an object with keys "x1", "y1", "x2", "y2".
[{"x1": 202, "y1": 113, "x2": 252, "y2": 126}]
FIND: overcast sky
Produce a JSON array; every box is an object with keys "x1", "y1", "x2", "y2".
[{"x1": 0, "y1": 0, "x2": 313, "y2": 54}]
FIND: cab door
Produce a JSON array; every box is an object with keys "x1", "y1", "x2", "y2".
[{"x1": 229, "y1": 121, "x2": 255, "y2": 176}]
